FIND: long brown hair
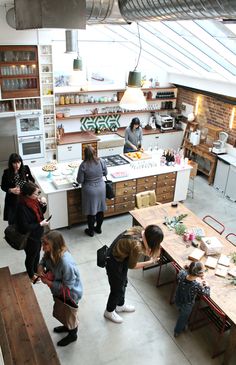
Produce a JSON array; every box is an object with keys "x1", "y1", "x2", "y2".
[
  {"x1": 42, "y1": 230, "x2": 68, "y2": 265},
  {"x1": 84, "y1": 145, "x2": 99, "y2": 163}
]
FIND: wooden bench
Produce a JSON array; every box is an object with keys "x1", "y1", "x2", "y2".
[{"x1": 0, "y1": 267, "x2": 60, "y2": 365}]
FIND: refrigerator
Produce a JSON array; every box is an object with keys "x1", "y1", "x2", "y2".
[
  {"x1": 0, "y1": 116, "x2": 18, "y2": 164},
  {"x1": 214, "y1": 155, "x2": 236, "y2": 193}
]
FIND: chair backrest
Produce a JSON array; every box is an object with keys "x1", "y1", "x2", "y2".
[
  {"x1": 188, "y1": 160, "x2": 198, "y2": 178},
  {"x1": 202, "y1": 215, "x2": 225, "y2": 235},
  {"x1": 226, "y1": 233, "x2": 236, "y2": 246},
  {"x1": 135, "y1": 190, "x2": 156, "y2": 209}
]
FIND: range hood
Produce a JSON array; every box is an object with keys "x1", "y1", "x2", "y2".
[{"x1": 12, "y1": 0, "x2": 236, "y2": 30}]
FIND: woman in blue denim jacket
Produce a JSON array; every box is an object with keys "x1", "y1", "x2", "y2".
[
  {"x1": 38, "y1": 230, "x2": 83, "y2": 347},
  {"x1": 174, "y1": 261, "x2": 210, "y2": 337}
]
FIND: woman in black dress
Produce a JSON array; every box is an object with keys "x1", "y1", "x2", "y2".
[{"x1": 1, "y1": 153, "x2": 35, "y2": 224}]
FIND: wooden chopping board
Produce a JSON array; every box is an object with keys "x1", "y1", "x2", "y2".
[{"x1": 125, "y1": 151, "x2": 151, "y2": 161}]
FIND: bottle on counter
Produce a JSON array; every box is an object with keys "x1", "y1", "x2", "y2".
[{"x1": 65, "y1": 95, "x2": 70, "y2": 105}]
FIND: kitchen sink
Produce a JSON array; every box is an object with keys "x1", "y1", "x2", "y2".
[{"x1": 97, "y1": 133, "x2": 124, "y2": 148}]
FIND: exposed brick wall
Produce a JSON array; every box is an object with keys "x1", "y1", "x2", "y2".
[{"x1": 177, "y1": 87, "x2": 236, "y2": 146}]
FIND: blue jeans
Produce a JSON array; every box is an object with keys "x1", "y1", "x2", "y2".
[{"x1": 174, "y1": 303, "x2": 193, "y2": 334}]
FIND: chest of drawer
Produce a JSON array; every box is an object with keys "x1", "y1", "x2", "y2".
[
  {"x1": 156, "y1": 179, "x2": 176, "y2": 189},
  {"x1": 156, "y1": 185, "x2": 175, "y2": 195},
  {"x1": 67, "y1": 190, "x2": 81, "y2": 206},
  {"x1": 106, "y1": 198, "x2": 115, "y2": 206},
  {"x1": 114, "y1": 200, "x2": 135, "y2": 213},
  {"x1": 137, "y1": 176, "x2": 157, "y2": 185},
  {"x1": 116, "y1": 179, "x2": 136, "y2": 189},
  {"x1": 116, "y1": 186, "x2": 137, "y2": 196},
  {"x1": 156, "y1": 191, "x2": 174, "y2": 203},
  {"x1": 157, "y1": 172, "x2": 176, "y2": 181},
  {"x1": 115, "y1": 194, "x2": 136, "y2": 204},
  {"x1": 136, "y1": 182, "x2": 157, "y2": 193},
  {"x1": 105, "y1": 204, "x2": 115, "y2": 214}
]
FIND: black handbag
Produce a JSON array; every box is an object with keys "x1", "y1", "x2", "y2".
[
  {"x1": 4, "y1": 224, "x2": 29, "y2": 250},
  {"x1": 105, "y1": 177, "x2": 115, "y2": 199},
  {"x1": 97, "y1": 245, "x2": 109, "y2": 268}
]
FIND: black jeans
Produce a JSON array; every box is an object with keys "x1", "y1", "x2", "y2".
[
  {"x1": 24, "y1": 237, "x2": 42, "y2": 278},
  {"x1": 106, "y1": 255, "x2": 128, "y2": 312}
]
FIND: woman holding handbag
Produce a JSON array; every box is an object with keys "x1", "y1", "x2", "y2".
[
  {"x1": 77, "y1": 145, "x2": 108, "y2": 237},
  {"x1": 38, "y1": 230, "x2": 83, "y2": 347},
  {"x1": 15, "y1": 181, "x2": 49, "y2": 283}
]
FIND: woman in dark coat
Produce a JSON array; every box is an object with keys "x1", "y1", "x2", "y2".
[
  {"x1": 1, "y1": 153, "x2": 35, "y2": 224},
  {"x1": 15, "y1": 181, "x2": 49, "y2": 283},
  {"x1": 77, "y1": 145, "x2": 108, "y2": 237}
]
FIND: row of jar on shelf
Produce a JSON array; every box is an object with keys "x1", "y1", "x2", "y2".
[
  {"x1": 0, "y1": 98, "x2": 41, "y2": 112},
  {"x1": 0, "y1": 65, "x2": 37, "y2": 76},
  {"x1": 55, "y1": 94, "x2": 118, "y2": 106}
]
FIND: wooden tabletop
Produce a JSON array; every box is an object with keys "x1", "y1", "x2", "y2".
[{"x1": 130, "y1": 203, "x2": 236, "y2": 325}]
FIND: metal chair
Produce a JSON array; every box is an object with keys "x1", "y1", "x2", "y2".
[
  {"x1": 190, "y1": 295, "x2": 232, "y2": 358},
  {"x1": 155, "y1": 248, "x2": 175, "y2": 287},
  {"x1": 202, "y1": 215, "x2": 225, "y2": 235},
  {"x1": 169, "y1": 261, "x2": 181, "y2": 304},
  {"x1": 226, "y1": 233, "x2": 236, "y2": 246}
]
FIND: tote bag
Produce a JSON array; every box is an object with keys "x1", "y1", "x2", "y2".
[
  {"x1": 53, "y1": 287, "x2": 78, "y2": 330},
  {"x1": 4, "y1": 224, "x2": 29, "y2": 250}
]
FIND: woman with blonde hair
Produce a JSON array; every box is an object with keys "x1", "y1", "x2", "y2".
[{"x1": 38, "y1": 230, "x2": 83, "y2": 347}]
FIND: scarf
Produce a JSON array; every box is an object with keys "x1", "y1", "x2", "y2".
[{"x1": 21, "y1": 196, "x2": 43, "y2": 223}]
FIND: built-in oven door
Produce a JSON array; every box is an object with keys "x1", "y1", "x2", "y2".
[
  {"x1": 18, "y1": 135, "x2": 44, "y2": 160},
  {"x1": 16, "y1": 111, "x2": 43, "y2": 137}
]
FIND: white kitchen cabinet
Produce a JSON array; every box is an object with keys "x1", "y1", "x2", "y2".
[
  {"x1": 57, "y1": 143, "x2": 82, "y2": 161},
  {"x1": 225, "y1": 164, "x2": 236, "y2": 201},
  {"x1": 142, "y1": 131, "x2": 183, "y2": 151},
  {"x1": 98, "y1": 146, "x2": 123, "y2": 157}
]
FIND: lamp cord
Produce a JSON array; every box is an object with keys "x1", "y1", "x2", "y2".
[{"x1": 133, "y1": 22, "x2": 142, "y2": 71}]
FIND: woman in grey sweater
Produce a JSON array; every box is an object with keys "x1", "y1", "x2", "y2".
[
  {"x1": 124, "y1": 117, "x2": 143, "y2": 153},
  {"x1": 77, "y1": 145, "x2": 108, "y2": 237},
  {"x1": 38, "y1": 230, "x2": 83, "y2": 347}
]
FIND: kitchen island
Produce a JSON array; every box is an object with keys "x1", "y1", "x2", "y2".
[{"x1": 31, "y1": 152, "x2": 191, "y2": 229}]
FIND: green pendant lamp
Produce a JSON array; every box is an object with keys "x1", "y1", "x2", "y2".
[{"x1": 73, "y1": 56, "x2": 83, "y2": 71}]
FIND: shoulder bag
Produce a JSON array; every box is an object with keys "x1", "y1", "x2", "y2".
[
  {"x1": 53, "y1": 287, "x2": 79, "y2": 330},
  {"x1": 105, "y1": 176, "x2": 115, "y2": 199},
  {"x1": 4, "y1": 224, "x2": 30, "y2": 250}
]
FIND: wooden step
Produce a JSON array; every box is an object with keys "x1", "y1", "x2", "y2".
[
  {"x1": 12, "y1": 272, "x2": 60, "y2": 365},
  {"x1": 0, "y1": 267, "x2": 37, "y2": 365},
  {"x1": 0, "y1": 267, "x2": 60, "y2": 365}
]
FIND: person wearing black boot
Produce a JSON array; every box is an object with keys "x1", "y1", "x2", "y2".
[
  {"x1": 38, "y1": 230, "x2": 83, "y2": 347},
  {"x1": 77, "y1": 145, "x2": 107, "y2": 237}
]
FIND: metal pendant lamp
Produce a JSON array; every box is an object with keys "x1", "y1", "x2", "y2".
[
  {"x1": 73, "y1": 55, "x2": 83, "y2": 71},
  {"x1": 119, "y1": 24, "x2": 147, "y2": 111}
]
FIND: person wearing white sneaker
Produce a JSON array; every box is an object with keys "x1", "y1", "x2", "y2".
[{"x1": 104, "y1": 225, "x2": 164, "y2": 323}]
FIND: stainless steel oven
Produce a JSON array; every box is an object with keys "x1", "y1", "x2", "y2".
[
  {"x1": 18, "y1": 135, "x2": 44, "y2": 160},
  {"x1": 16, "y1": 111, "x2": 43, "y2": 137}
]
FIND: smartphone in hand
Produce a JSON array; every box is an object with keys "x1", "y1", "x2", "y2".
[{"x1": 46, "y1": 215, "x2": 52, "y2": 222}]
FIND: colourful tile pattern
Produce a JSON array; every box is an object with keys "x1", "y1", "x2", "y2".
[{"x1": 81, "y1": 114, "x2": 120, "y2": 131}]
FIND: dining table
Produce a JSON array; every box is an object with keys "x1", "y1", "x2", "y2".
[{"x1": 129, "y1": 202, "x2": 236, "y2": 364}]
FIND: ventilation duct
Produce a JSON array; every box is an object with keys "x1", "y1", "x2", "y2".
[
  {"x1": 118, "y1": 0, "x2": 236, "y2": 22},
  {"x1": 9, "y1": 0, "x2": 236, "y2": 30},
  {"x1": 65, "y1": 30, "x2": 78, "y2": 53},
  {"x1": 14, "y1": 0, "x2": 86, "y2": 30}
]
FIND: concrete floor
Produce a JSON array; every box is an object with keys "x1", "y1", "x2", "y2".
[{"x1": 0, "y1": 174, "x2": 236, "y2": 365}]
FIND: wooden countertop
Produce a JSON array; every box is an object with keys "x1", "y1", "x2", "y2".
[
  {"x1": 58, "y1": 128, "x2": 183, "y2": 145},
  {"x1": 58, "y1": 131, "x2": 99, "y2": 145}
]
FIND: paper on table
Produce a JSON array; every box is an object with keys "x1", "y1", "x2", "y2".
[
  {"x1": 218, "y1": 254, "x2": 231, "y2": 267},
  {"x1": 205, "y1": 256, "x2": 218, "y2": 269},
  {"x1": 215, "y1": 264, "x2": 228, "y2": 278},
  {"x1": 188, "y1": 248, "x2": 205, "y2": 261}
]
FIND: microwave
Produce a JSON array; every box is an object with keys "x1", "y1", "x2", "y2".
[
  {"x1": 16, "y1": 111, "x2": 43, "y2": 137},
  {"x1": 156, "y1": 114, "x2": 175, "y2": 131}
]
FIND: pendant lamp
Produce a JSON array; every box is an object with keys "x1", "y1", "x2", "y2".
[
  {"x1": 119, "y1": 24, "x2": 147, "y2": 111},
  {"x1": 73, "y1": 55, "x2": 83, "y2": 71}
]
